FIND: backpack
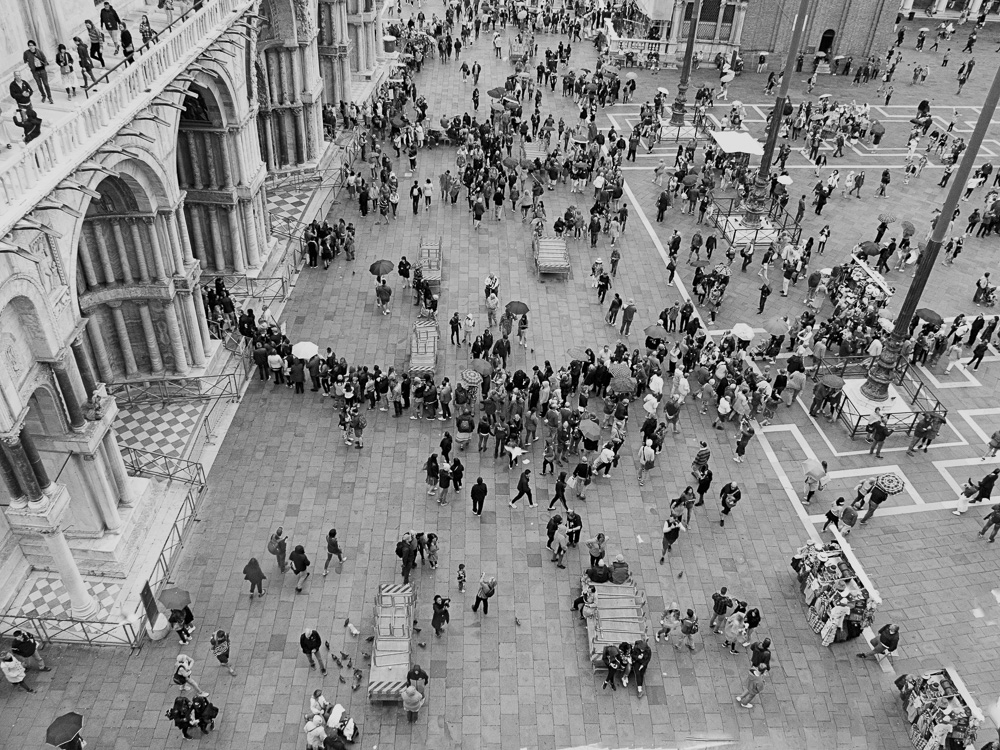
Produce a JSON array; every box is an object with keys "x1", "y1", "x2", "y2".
[
  {"x1": 266, "y1": 537, "x2": 279, "y2": 555},
  {"x1": 395, "y1": 541, "x2": 406, "y2": 559}
]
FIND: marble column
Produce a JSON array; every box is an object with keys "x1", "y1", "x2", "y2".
[
  {"x1": 261, "y1": 113, "x2": 277, "y2": 171},
  {"x1": 668, "y1": 0, "x2": 684, "y2": 51},
  {"x1": 144, "y1": 216, "x2": 168, "y2": 281},
  {"x1": 713, "y1": 1, "x2": 725, "y2": 41},
  {"x1": 161, "y1": 212, "x2": 185, "y2": 275},
  {"x1": 2, "y1": 433, "x2": 40, "y2": 506},
  {"x1": 283, "y1": 111, "x2": 297, "y2": 167},
  {"x1": 92, "y1": 223, "x2": 118, "y2": 284},
  {"x1": 732, "y1": 1, "x2": 748, "y2": 48},
  {"x1": 20, "y1": 429, "x2": 52, "y2": 497},
  {"x1": 71, "y1": 335, "x2": 98, "y2": 398},
  {"x1": 136, "y1": 302, "x2": 165, "y2": 374},
  {"x1": 0, "y1": 447, "x2": 25, "y2": 508},
  {"x1": 186, "y1": 131, "x2": 205, "y2": 190},
  {"x1": 180, "y1": 292, "x2": 206, "y2": 367},
  {"x1": 108, "y1": 302, "x2": 139, "y2": 377},
  {"x1": 110, "y1": 219, "x2": 134, "y2": 283},
  {"x1": 266, "y1": 50, "x2": 281, "y2": 104},
  {"x1": 40, "y1": 525, "x2": 101, "y2": 619},
  {"x1": 219, "y1": 132, "x2": 235, "y2": 190},
  {"x1": 126, "y1": 218, "x2": 151, "y2": 283},
  {"x1": 101, "y1": 431, "x2": 135, "y2": 506},
  {"x1": 162, "y1": 300, "x2": 190, "y2": 375},
  {"x1": 190, "y1": 205, "x2": 220, "y2": 270},
  {"x1": 204, "y1": 132, "x2": 221, "y2": 190},
  {"x1": 175, "y1": 204, "x2": 195, "y2": 265},
  {"x1": 227, "y1": 205, "x2": 246, "y2": 273},
  {"x1": 208, "y1": 206, "x2": 227, "y2": 271},
  {"x1": 192, "y1": 283, "x2": 213, "y2": 351},
  {"x1": 86, "y1": 316, "x2": 115, "y2": 382},
  {"x1": 83, "y1": 450, "x2": 122, "y2": 531},
  {"x1": 241, "y1": 199, "x2": 261, "y2": 268},
  {"x1": 77, "y1": 231, "x2": 100, "y2": 290},
  {"x1": 278, "y1": 50, "x2": 290, "y2": 106},
  {"x1": 53, "y1": 357, "x2": 86, "y2": 431},
  {"x1": 969, "y1": 0, "x2": 984, "y2": 13}
]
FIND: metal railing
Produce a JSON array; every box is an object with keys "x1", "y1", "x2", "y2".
[
  {"x1": 0, "y1": 0, "x2": 255, "y2": 235},
  {"x1": 144, "y1": 480, "x2": 205, "y2": 596},
  {"x1": 121, "y1": 447, "x2": 207, "y2": 485},
  {"x1": 0, "y1": 612, "x2": 140, "y2": 648},
  {"x1": 819, "y1": 356, "x2": 948, "y2": 439},
  {"x1": 709, "y1": 197, "x2": 803, "y2": 248},
  {"x1": 204, "y1": 273, "x2": 289, "y2": 304},
  {"x1": 106, "y1": 372, "x2": 243, "y2": 406}
]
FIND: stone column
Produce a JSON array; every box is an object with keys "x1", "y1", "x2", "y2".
[
  {"x1": 293, "y1": 106, "x2": 306, "y2": 164},
  {"x1": 180, "y1": 292, "x2": 206, "y2": 367},
  {"x1": 86, "y1": 316, "x2": 115, "y2": 382},
  {"x1": 732, "y1": 1, "x2": 748, "y2": 48},
  {"x1": 219, "y1": 132, "x2": 235, "y2": 190},
  {"x1": 143, "y1": 216, "x2": 168, "y2": 281},
  {"x1": 20, "y1": 429, "x2": 52, "y2": 497},
  {"x1": 82, "y1": 450, "x2": 122, "y2": 531},
  {"x1": 192, "y1": 283, "x2": 213, "y2": 351},
  {"x1": 101, "y1": 431, "x2": 135, "y2": 506},
  {"x1": 240, "y1": 199, "x2": 260, "y2": 268},
  {"x1": 969, "y1": 0, "x2": 983, "y2": 13},
  {"x1": 227, "y1": 205, "x2": 246, "y2": 273},
  {"x1": 278, "y1": 50, "x2": 291, "y2": 106},
  {"x1": 53, "y1": 357, "x2": 87, "y2": 431},
  {"x1": 261, "y1": 112, "x2": 277, "y2": 171},
  {"x1": 136, "y1": 302, "x2": 165, "y2": 374},
  {"x1": 110, "y1": 219, "x2": 134, "y2": 283},
  {"x1": 2, "y1": 433, "x2": 42, "y2": 506},
  {"x1": 108, "y1": 302, "x2": 139, "y2": 377},
  {"x1": 175, "y1": 204, "x2": 195, "y2": 265},
  {"x1": 283, "y1": 111, "x2": 297, "y2": 166},
  {"x1": 92, "y1": 223, "x2": 118, "y2": 284},
  {"x1": 71, "y1": 335, "x2": 98, "y2": 399},
  {"x1": 191, "y1": 205, "x2": 220, "y2": 270},
  {"x1": 126, "y1": 218, "x2": 151, "y2": 283},
  {"x1": 208, "y1": 206, "x2": 227, "y2": 271},
  {"x1": 161, "y1": 212, "x2": 185, "y2": 275},
  {"x1": 0, "y1": 447, "x2": 25, "y2": 508},
  {"x1": 668, "y1": 0, "x2": 684, "y2": 51},
  {"x1": 39, "y1": 525, "x2": 101, "y2": 619},
  {"x1": 186, "y1": 131, "x2": 205, "y2": 190},
  {"x1": 162, "y1": 300, "x2": 190, "y2": 375},
  {"x1": 77, "y1": 230, "x2": 100, "y2": 290},
  {"x1": 266, "y1": 50, "x2": 281, "y2": 104},
  {"x1": 204, "y1": 132, "x2": 221, "y2": 190},
  {"x1": 254, "y1": 192, "x2": 269, "y2": 252},
  {"x1": 713, "y1": 1, "x2": 725, "y2": 41}
]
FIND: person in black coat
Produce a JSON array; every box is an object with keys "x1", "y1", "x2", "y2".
[
  {"x1": 631, "y1": 639, "x2": 652, "y2": 696},
  {"x1": 299, "y1": 628, "x2": 326, "y2": 673}
]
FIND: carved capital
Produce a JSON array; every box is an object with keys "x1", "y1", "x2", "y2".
[{"x1": 142, "y1": 216, "x2": 156, "y2": 227}]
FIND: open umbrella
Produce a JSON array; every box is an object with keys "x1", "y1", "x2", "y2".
[
  {"x1": 657, "y1": 86, "x2": 670, "y2": 95},
  {"x1": 809, "y1": 112, "x2": 828, "y2": 122},
  {"x1": 644, "y1": 324, "x2": 669, "y2": 339},
  {"x1": 878, "y1": 212, "x2": 897, "y2": 224},
  {"x1": 818, "y1": 93, "x2": 831, "y2": 99},
  {"x1": 721, "y1": 71, "x2": 736, "y2": 83},
  {"x1": 586, "y1": 83, "x2": 598, "y2": 92},
  {"x1": 47, "y1": 713, "x2": 85, "y2": 747},
  {"x1": 777, "y1": 175, "x2": 793, "y2": 185},
  {"x1": 487, "y1": 87, "x2": 506, "y2": 99},
  {"x1": 517, "y1": 71, "x2": 531, "y2": 79},
  {"x1": 578, "y1": 420, "x2": 601, "y2": 439},
  {"x1": 763, "y1": 316, "x2": 790, "y2": 336},
  {"x1": 391, "y1": 115, "x2": 407, "y2": 129},
  {"x1": 875, "y1": 472, "x2": 905, "y2": 495},
  {"x1": 159, "y1": 586, "x2": 191, "y2": 610},
  {"x1": 608, "y1": 376, "x2": 637, "y2": 394},
  {"x1": 820, "y1": 374, "x2": 845, "y2": 389},
  {"x1": 573, "y1": 135, "x2": 589, "y2": 144},
  {"x1": 461, "y1": 369, "x2": 483, "y2": 388},
  {"x1": 683, "y1": 174, "x2": 698, "y2": 186},
  {"x1": 731, "y1": 323, "x2": 755, "y2": 342},
  {"x1": 506, "y1": 301, "x2": 529, "y2": 315},
  {"x1": 802, "y1": 458, "x2": 825, "y2": 481},
  {"x1": 900, "y1": 220, "x2": 916, "y2": 237},
  {"x1": 369, "y1": 259, "x2": 394, "y2": 276},
  {"x1": 520, "y1": 158, "x2": 536, "y2": 169},
  {"x1": 691, "y1": 259, "x2": 711, "y2": 268},
  {"x1": 567, "y1": 346, "x2": 589, "y2": 361},
  {"x1": 833, "y1": 55, "x2": 845, "y2": 60},
  {"x1": 291, "y1": 341, "x2": 318, "y2": 360},
  {"x1": 504, "y1": 99, "x2": 520, "y2": 111},
  {"x1": 502, "y1": 156, "x2": 518, "y2": 168},
  {"x1": 625, "y1": 72, "x2": 637, "y2": 80},
  {"x1": 469, "y1": 359, "x2": 494, "y2": 376},
  {"x1": 859, "y1": 240, "x2": 880, "y2": 256},
  {"x1": 915, "y1": 308, "x2": 943, "y2": 326},
  {"x1": 878, "y1": 317, "x2": 894, "y2": 332},
  {"x1": 814, "y1": 51, "x2": 827, "y2": 57},
  {"x1": 731, "y1": 100, "x2": 743, "y2": 107},
  {"x1": 608, "y1": 361, "x2": 632, "y2": 379},
  {"x1": 919, "y1": 26, "x2": 930, "y2": 31}
]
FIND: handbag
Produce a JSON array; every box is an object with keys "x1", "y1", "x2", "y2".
[
  {"x1": 566, "y1": 475, "x2": 577, "y2": 489},
  {"x1": 60, "y1": 63, "x2": 73, "y2": 75}
]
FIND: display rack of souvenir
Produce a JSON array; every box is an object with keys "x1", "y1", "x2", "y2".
[
  {"x1": 790, "y1": 540, "x2": 881, "y2": 644},
  {"x1": 895, "y1": 668, "x2": 984, "y2": 750}
]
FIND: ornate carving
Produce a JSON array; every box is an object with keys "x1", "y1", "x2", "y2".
[
  {"x1": 29, "y1": 234, "x2": 67, "y2": 292},
  {"x1": 293, "y1": 0, "x2": 315, "y2": 39},
  {"x1": 84, "y1": 385, "x2": 109, "y2": 422}
]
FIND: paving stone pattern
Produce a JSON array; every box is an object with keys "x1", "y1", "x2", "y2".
[{"x1": 5, "y1": 13, "x2": 1000, "y2": 750}]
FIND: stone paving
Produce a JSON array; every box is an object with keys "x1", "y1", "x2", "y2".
[{"x1": 5, "y1": 12, "x2": 1000, "y2": 750}]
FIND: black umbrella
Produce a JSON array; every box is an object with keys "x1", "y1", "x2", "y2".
[
  {"x1": 487, "y1": 87, "x2": 506, "y2": 99},
  {"x1": 47, "y1": 713, "x2": 84, "y2": 747},
  {"x1": 915, "y1": 308, "x2": 943, "y2": 326},
  {"x1": 506, "y1": 301, "x2": 530, "y2": 315},
  {"x1": 370, "y1": 259, "x2": 394, "y2": 277}
]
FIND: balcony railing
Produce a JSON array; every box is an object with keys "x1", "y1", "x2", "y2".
[
  {"x1": 106, "y1": 371, "x2": 244, "y2": 406},
  {"x1": 0, "y1": 0, "x2": 256, "y2": 239}
]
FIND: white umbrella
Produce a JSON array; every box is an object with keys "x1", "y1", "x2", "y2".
[
  {"x1": 731, "y1": 323, "x2": 756, "y2": 342},
  {"x1": 657, "y1": 86, "x2": 670, "y2": 95},
  {"x1": 731, "y1": 100, "x2": 742, "y2": 107},
  {"x1": 720, "y1": 71, "x2": 735, "y2": 83},
  {"x1": 292, "y1": 341, "x2": 319, "y2": 359},
  {"x1": 777, "y1": 175, "x2": 793, "y2": 185},
  {"x1": 818, "y1": 93, "x2": 831, "y2": 99}
]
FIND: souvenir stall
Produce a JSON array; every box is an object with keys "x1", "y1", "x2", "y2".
[
  {"x1": 829, "y1": 256, "x2": 893, "y2": 314},
  {"x1": 790, "y1": 535, "x2": 881, "y2": 645},
  {"x1": 895, "y1": 668, "x2": 984, "y2": 750}
]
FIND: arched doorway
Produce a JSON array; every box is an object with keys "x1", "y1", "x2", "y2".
[{"x1": 819, "y1": 29, "x2": 836, "y2": 55}]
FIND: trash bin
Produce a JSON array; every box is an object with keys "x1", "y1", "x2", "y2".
[
  {"x1": 383, "y1": 34, "x2": 397, "y2": 54},
  {"x1": 908, "y1": 10, "x2": 916, "y2": 19}
]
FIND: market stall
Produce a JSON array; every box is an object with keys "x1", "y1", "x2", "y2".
[
  {"x1": 790, "y1": 536, "x2": 881, "y2": 645},
  {"x1": 828, "y1": 256, "x2": 893, "y2": 317},
  {"x1": 895, "y1": 668, "x2": 984, "y2": 750}
]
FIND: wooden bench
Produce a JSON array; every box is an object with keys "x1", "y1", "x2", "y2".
[
  {"x1": 408, "y1": 319, "x2": 439, "y2": 376},
  {"x1": 368, "y1": 583, "x2": 414, "y2": 704},
  {"x1": 418, "y1": 236, "x2": 443, "y2": 290},
  {"x1": 533, "y1": 235, "x2": 570, "y2": 279}
]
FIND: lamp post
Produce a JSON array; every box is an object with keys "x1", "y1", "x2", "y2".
[
  {"x1": 669, "y1": 0, "x2": 702, "y2": 127},
  {"x1": 861, "y1": 61, "x2": 1000, "y2": 401},
  {"x1": 741, "y1": 0, "x2": 811, "y2": 228}
]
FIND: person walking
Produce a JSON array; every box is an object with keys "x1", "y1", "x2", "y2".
[
  {"x1": 375, "y1": 279, "x2": 392, "y2": 315},
  {"x1": 979, "y1": 505, "x2": 1000, "y2": 542},
  {"x1": 723, "y1": 607, "x2": 747, "y2": 654},
  {"x1": 1, "y1": 651, "x2": 35, "y2": 693},
  {"x1": 719, "y1": 481, "x2": 742, "y2": 526},
  {"x1": 859, "y1": 484, "x2": 889, "y2": 525},
  {"x1": 167, "y1": 696, "x2": 197, "y2": 739},
  {"x1": 289, "y1": 544, "x2": 311, "y2": 593},
  {"x1": 636, "y1": 439, "x2": 655, "y2": 486},
  {"x1": 431, "y1": 595, "x2": 451, "y2": 636},
  {"x1": 709, "y1": 587, "x2": 732, "y2": 633},
  {"x1": 510, "y1": 468, "x2": 535, "y2": 507},
  {"x1": 10, "y1": 630, "x2": 48, "y2": 672},
  {"x1": 737, "y1": 667, "x2": 766, "y2": 709},
  {"x1": 323, "y1": 529, "x2": 346, "y2": 575},
  {"x1": 23, "y1": 40, "x2": 52, "y2": 104},
  {"x1": 242, "y1": 557, "x2": 266, "y2": 599},
  {"x1": 172, "y1": 654, "x2": 209, "y2": 696},
  {"x1": 268, "y1": 527, "x2": 288, "y2": 572},
  {"x1": 868, "y1": 419, "x2": 891, "y2": 459},
  {"x1": 209, "y1": 629, "x2": 237, "y2": 677},
  {"x1": 659, "y1": 514, "x2": 683, "y2": 562},
  {"x1": 971, "y1": 468, "x2": 1000, "y2": 505},
  {"x1": 691, "y1": 441, "x2": 711, "y2": 478},
  {"x1": 733, "y1": 418, "x2": 755, "y2": 463},
  {"x1": 470, "y1": 476, "x2": 488, "y2": 515},
  {"x1": 547, "y1": 472, "x2": 569, "y2": 511},
  {"x1": 299, "y1": 628, "x2": 327, "y2": 674},
  {"x1": 674, "y1": 610, "x2": 699, "y2": 651},
  {"x1": 471, "y1": 573, "x2": 497, "y2": 615},
  {"x1": 401, "y1": 683, "x2": 425, "y2": 723}
]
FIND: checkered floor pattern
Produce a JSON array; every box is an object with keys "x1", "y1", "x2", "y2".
[
  {"x1": 113, "y1": 402, "x2": 205, "y2": 457},
  {"x1": 267, "y1": 185, "x2": 314, "y2": 228},
  {"x1": 16, "y1": 573, "x2": 121, "y2": 619}
]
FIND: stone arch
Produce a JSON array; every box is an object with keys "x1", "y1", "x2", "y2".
[
  {"x1": 0, "y1": 282, "x2": 61, "y2": 433},
  {"x1": 23, "y1": 384, "x2": 68, "y2": 438}
]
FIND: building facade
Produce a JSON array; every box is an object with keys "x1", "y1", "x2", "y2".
[{"x1": 0, "y1": 0, "x2": 386, "y2": 623}]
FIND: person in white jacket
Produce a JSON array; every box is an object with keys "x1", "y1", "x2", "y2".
[{"x1": 1, "y1": 651, "x2": 34, "y2": 692}]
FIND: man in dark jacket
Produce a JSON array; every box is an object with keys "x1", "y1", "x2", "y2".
[
  {"x1": 857, "y1": 624, "x2": 899, "y2": 659},
  {"x1": 100, "y1": 2, "x2": 123, "y2": 54},
  {"x1": 470, "y1": 477, "x2": 488, "y2": 515},
  {"x1": 289, "y1": 545, "x2": 310, "y2": 592},
  {"x1": 9, "y1": 71, "x2": 33, "y2": 109},
  {"x1": 22, "y1": 41, "x2": 52, "y2": 104},
  {"x1": 11, "y1": 630, "x2": 48, "y2": 670},
  {"x1": 510, "y1": 469, "x2": 534, "y2": 507},
  {"x1": 300, "y1": 628, "x2": 326, "y2": 674},
  {"x1": 972, "y1": 468, "x2": 1000, "y2": 504},
  {"x1": 253, "y1": 344, "x2": 269, "y2": 381}
]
